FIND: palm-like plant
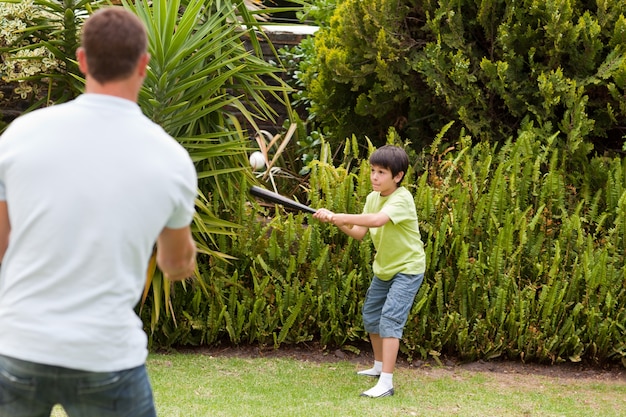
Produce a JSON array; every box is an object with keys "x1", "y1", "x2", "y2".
[
  {"x1": 123, "y1": 0, "x2": 293, "y2": 332},
  {"x1": 1, "y1": 0, "x2": 297, "y2": 341}
]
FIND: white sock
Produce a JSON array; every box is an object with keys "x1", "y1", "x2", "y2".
[
  {"x1": 357, "y1": 360, "x2": 383, "y2": 376},
  {"x1": 361, "y1": 372, "x2": 394, "y2": 398},
  {"x1": 379, "y1": 372, "x2": 393, "y2": 389}
]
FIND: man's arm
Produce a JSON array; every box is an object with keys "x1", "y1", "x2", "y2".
[
  {"x1": 0, "y1": 201, "x2": 9, "y2": 262},
  {"x1": 156, "y1": 226, "x2": 197, "y2": 281}
]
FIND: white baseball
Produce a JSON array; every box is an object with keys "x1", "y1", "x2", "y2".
[{"x1": 249, "y1": 151, "x2": 266, "y2": 171}]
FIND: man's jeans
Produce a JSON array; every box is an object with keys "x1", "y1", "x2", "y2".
[{"x1": 0, "y1": 354, "x2": 156, "y2": 417}]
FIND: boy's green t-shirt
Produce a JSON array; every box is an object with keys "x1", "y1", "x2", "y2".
[{"x1": 363, "y1": 186, "x2": 426, "y2": 280}]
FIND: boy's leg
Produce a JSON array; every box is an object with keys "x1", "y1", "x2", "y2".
[
  {"x1": 381, "y1": 337, "x2": 399, "y2": 373},
  {"x1": 359, "y1": 277, "x2": 390, "y2": 377},
  {"x1": 361, "y1": 337, "x2": 400, "y2": 398},
  {"x1": 370, "y1": 333, "x2": 383, "y2": 362},
  {"x1": 357, "y1": 333, "x2": 383, "y2": 376},
  {"x1": 361, "y1": 273, "x2": 423, "y2": 398}
]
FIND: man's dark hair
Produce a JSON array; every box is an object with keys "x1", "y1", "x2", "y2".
[
  {"x1": 81, "y1": 7, "x2": 147, "y2": 84},
  {"x1": 369, "y1": 145, "x2": 409, "y2": 185}
]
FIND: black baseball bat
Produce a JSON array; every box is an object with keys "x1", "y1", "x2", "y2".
[{"x1": 249, "y1": 186, "x2": 317, "y2": 214}]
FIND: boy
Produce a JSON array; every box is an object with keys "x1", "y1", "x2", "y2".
[{"x1": 313, "y1": 145, "x2": 425, "y2": 398}]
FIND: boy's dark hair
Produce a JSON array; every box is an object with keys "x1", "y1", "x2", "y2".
[
  {"x1": 81, "y1": 7, "x2": 147, "y2": 84},
  {"x1": 369, "y1": 145, "x2": 409, "y2": 185}
]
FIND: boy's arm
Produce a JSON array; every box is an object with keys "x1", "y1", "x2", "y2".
[{"x1": 313, "y1": 209, "x2": 390, "y2": 241}]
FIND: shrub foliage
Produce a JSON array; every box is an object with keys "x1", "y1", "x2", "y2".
[
  {"x1": 151, "y1": 129, "x2": 625, "y2": 366},
  {"x1": 301, "y1": 0, "x2": 626, "y2": 150},
  {"x1": 3, "y1": 0, "x2": 624, "y2": 366}
]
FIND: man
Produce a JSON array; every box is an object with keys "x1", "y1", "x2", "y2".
[{"x1": 0, "y1": 7, "x2": 197, "y2": 416}]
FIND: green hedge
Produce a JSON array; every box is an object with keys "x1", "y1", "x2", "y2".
[
  {"x1": 301, "y1": 0, "x2": 626, "y2": 151},
  {"x1": 144, "y1": 129, "x2": 625, "y2": 366},
  {"x1": 408, "y1": 128, "x2": 625, "y2": 364}
]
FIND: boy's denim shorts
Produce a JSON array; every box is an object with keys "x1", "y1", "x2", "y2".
[{"x1": 362, "y1": 273, "x2": 424, "y2": 339}]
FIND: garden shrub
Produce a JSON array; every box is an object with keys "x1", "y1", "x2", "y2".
[
  {"x1": 405, "y1": 124, "x2": 625, "y2": 364},
  {"x1": 300, "y1": 0, "x2": 626, "y2": 154},
  {"x1": 0, "y1": 0, "x2": 95, "y2": 127},
  {"x1": 5, "y1": 0, "x2": 624, "y2": 367},
  {"x1": 150, "y1": 129, "x2": 625, "y2": 366}
]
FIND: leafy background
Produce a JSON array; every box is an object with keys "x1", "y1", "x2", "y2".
[{"x1": 0, "y1": 0, "x2": 625, "y2": 367}]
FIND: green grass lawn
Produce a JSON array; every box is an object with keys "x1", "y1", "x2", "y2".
[{"x1": 50, "y1": 351, "x2": 626, "y2": 416}]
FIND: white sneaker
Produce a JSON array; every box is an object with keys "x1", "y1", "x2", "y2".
[
  {"x1": 360, "y1": 387, "x2": 394, "y2": 398},
  {"x1": 357, "y1": 368, "x2": 381, "y2": 377}
]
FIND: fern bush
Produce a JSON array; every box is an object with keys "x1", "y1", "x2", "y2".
[
  {"x1": 149, "y1": 125, "x2": 625, "y2": 367},
  {"x1": 405, "y1": 124, "x2": 625, "y2": 365},
  {"x1": 146, "y1": 124, "x2": 624, "y2": 368},
  {"x1": 143, "y1": 138, "x2": 369, "y2": 350},
  {"x1": 146, "y1": 201, "x2": 371, "y2": 350}
]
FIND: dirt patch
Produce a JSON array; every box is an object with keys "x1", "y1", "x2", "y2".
[{"x1": 171, "y1": 342, "x2": 626, "y2": 383}]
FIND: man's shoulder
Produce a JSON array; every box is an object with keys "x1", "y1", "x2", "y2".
[{"x1": 1, "y1": 103, "x2": 69, "y2": 142}]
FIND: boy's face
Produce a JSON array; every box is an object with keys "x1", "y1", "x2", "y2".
[{"x1": 370, "y1": 164, "x2": 403, "y2": 197}]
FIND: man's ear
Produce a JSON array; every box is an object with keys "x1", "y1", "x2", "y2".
[
  {"x1": 76, "y1": 47, "x2": 88, "y2": 75},
  {"x1": 137, "y1": 52, "x2": 150, "y2": 78},
  {"x1": 394, "y1": 171, "x2": 405, "y2": 184}
]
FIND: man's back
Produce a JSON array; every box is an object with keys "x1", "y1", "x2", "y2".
[
  {"x1": 0, "y1": 93, "x2": 196, "y2": 372},
  {"x1": 0, "y1": 8, "x2": 196, "y2": 415}
]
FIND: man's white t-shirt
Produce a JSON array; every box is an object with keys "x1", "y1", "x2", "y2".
[{"x1": 0, "y1": 94, "x2": 197, "y2": 372}]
